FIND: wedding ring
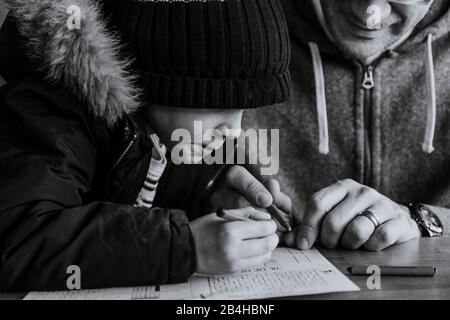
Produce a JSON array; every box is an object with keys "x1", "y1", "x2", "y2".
[{"x1": 360, "y1": 210, "x2": 381, "y2": 229}]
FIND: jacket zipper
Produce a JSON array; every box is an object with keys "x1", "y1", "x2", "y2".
[
  {"x1": 111, "y1": 132, "x2": 138, "y2": 172},
  {"x1": 362, "y1": 65, "x2": 375, "y2": 186}
]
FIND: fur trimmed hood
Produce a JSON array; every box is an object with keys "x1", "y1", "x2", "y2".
[{"x1": 3, "y1": 0, "x2": 140, "y2": 127}]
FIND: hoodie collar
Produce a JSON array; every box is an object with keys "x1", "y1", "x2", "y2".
[
  {"x1": 283, "y1": 0, "x2": 449, "y2": 155},
  {"x1": 282, "y1": 0, "x2": 450, "y2": 58}
]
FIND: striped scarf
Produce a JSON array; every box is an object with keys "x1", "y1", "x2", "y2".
[{"x1": 134, "y1": 134, "x2": 167, "y2": 208}]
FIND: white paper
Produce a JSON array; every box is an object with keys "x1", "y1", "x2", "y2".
[{"x1": 24, "y1": 247, "x2": 359, "y2": 300}]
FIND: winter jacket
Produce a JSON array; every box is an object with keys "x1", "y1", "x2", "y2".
[
  {"x1": 0, "y1": 0, "x2": 215, "y2": 291},
  {"x1": 244, "y1": 0, "x2": 450, "y2": 215}
]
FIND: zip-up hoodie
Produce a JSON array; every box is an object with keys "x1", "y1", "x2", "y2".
[{"x1": 244, "y1": 0, "x2": 450, "y2": 214}]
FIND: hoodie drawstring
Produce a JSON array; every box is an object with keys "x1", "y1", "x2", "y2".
[
  {"x1": 311, "y1": 0, "x2": 437, "y2": 155},
  {"x1": 308, "y1": 34, "x2": 437, "y2": 155},
  {"x1": 309, "y1": 42, "x2": 330, "y2": 155},
  {"x1": 423, "y1": 33, "x2": 436, "y2": 154}
]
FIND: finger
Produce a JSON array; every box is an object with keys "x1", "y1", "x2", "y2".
[
  {"x1": 363, "y1": 217, "x2": 403, "y2": 251},
  {"x1": 296, "y1": 182, "x2": 349, "y2": 250},
  {"x1": 320, "y1": 185, "x2": 380, "y2": 248},
  {"x1": 265, "y1": 179, "x2": 292, "y2": 214},
  {"x1": 244, "y1": 165, "x2": 291, "y2": 212},
  {"x1": 365, "y1": 214, "x2": 422, "y2": 252},
  {"x1": 238, "y1": 234, "x2": 279, "y2": 259},
  {"x1": 226, "y1": 166, "x2": 273, "y2": 208},
  {"x1": 339, "y1": 203, "x2": 393, "y2": 249},
  {"x1": 224, "y1": 207, "x2": 271, "y2": 221},
  {"x1": 227, "y1": 220, "x2": 277, "y2": 240}
]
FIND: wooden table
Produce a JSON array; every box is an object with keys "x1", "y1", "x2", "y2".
[
  {"x1": 299, "y1": 237, "x2": 450, "y2": 299},
  {"x1": 1, "y1": 237, "x2": 449, "y2": 300}
]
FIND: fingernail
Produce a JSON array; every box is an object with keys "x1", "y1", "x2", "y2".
[
  {"x1": 261, "y1": 212, "x2": 272, "y2": 220},
  {"x1": 257, "y1": 193, "x2": 272, "y2": 207},
  {"x1": 298, "y1": 237, "x2": 309, "y2": 250}
]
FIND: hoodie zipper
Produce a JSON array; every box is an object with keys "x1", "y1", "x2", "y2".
[{"x1": 362, "y1": 65, "x2": 375, "y2": 186}]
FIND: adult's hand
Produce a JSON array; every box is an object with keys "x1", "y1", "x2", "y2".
[
  {"x1": 285, "y1": 179, "x2": 421, "y2": 251},
  {"x1": 210, "y1": 165, "x2": 292, "y2": 215}
]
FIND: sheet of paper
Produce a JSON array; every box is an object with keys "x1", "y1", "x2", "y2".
[{"x1": 24, "y1": 247, "x2": 359, "y2": 300}]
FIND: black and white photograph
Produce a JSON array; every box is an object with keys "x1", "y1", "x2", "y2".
[{"x1": 0, "y1": 0, "x2": 449, "y2": 307}]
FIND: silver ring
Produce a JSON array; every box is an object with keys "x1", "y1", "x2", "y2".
[{"x1": 360, "y1": 210, "x2": 381, "y2": 229}]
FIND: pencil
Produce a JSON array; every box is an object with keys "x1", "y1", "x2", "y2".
[
  {"x1": 267, "y1": 205, "x2": 292, "y2": 232},
  {"x1": 348, "y1": 265, "x2": 436, "y2": 277},
  {"x1": 217, "y1": 209, "x2": 253, "y2": 222},
  {"x1": 205, "y1": 141, "x2": 292, "y2": 233}
]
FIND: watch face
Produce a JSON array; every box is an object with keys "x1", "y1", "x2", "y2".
[{"x1": 419, "y1": 205, "x2": 444, "y2": 236}]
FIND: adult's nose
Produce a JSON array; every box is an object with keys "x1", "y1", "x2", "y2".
[{"x1": 349, "y1": 0, "x2": 392, "y2": 29}]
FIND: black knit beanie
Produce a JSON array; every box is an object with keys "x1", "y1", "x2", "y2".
[{"x1": 106, "y1": 0, "x2": 292, "y2": 109}]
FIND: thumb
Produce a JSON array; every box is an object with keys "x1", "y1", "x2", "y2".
[
  {"x1": 226, "y1": 166, "x2": 273, "y2": 208},
  {"x1": 296, "y1": 222, "x2": 317, "y2": 250}
]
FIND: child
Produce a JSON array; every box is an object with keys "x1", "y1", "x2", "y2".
[
  {"x1": 110, "y1": 0, "x2": 292, "y2": 275},
  {"x1": 0, "y1": 0, "x2": 291, "y2": 290}
]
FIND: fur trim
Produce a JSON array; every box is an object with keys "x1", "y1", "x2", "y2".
[{"x1": 5, "y1": 0, "x2": 141, "y2": 126}]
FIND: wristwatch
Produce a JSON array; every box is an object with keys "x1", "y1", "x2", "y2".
[{"x1": 406, "y1": 203, "x2": 444, "y2": 238}]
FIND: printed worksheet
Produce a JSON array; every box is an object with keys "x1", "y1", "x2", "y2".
[{"x1": 24, "y1": 248, "x2": 359, "y2": 300}]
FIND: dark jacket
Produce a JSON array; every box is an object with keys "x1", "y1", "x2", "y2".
[
  {"x1": 244, "y1": 0, "x2": 450, "y2": 214},
  {"x1": 0, "y1": 1, "x2": 214, "y2": 291}
]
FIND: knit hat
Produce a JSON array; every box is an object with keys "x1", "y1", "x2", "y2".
[{"x1": 105, "y1": 0, "x2": 292, "y2": 109}]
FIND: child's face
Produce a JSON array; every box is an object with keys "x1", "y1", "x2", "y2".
[{"x1": 144, "y1": 105, "x2": 244, "y2": 151}]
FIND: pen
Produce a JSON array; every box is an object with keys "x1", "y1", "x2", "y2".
[
  {"x1": 348, "y1": 265, "x2": 437, "y2": 277},
  {"x1": 217, "y1": 208, "x2": 254, "y2": 222}
]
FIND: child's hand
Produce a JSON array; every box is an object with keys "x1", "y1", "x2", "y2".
[
  {"x1": 190, "y1": 207, "x2": 279, "y2": 275},
  {"x1": 210, "y1": 165, "x2": 292, "y2": 215}
]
